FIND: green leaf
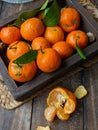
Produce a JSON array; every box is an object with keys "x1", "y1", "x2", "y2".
[
  {"x1": 12, "y1": 9, "x2": 39, "y2": 27},
  {"x1": 12, "y1": 0, "x2": 49, "y2": 28},
  {"x1": 40, "y1": 0, "x2": 49, "y2": 11},
  {"x1": 13, "y1": 50, "x2": 38, "y2": 64},
  {"x1": 43, "y1": 8, "x2": 50, "y2": 17},
  {"x1": 76, "y1": 41, "x2": 87, "y2": 60},
  {"x1": 43, "y1": 0, "x2": 61, "y2": 26}
]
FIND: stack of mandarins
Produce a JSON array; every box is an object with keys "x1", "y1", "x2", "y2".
[{"x1": 0, "y1": 7, "x2": 89, "y2": 82}]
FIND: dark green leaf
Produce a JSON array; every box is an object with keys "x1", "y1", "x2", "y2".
[
  {"x1": 12, "y1": 9, "x2": 39, "y2": 27},
  {"x1": 40, "y1": 0, "x2": 49, "y2": 11},
  {"x1": 43, "y1": 0, "x2": 61, "y2": 26},
  {"x1": 13, "y1": 50, "x2": 38, "y2": 64},
  {"x1": 43, "y1": 8, "x2": 50, "y2": 17},
  {"x1": 76, "y1": 41, "x2": 87, "y2": 60}
]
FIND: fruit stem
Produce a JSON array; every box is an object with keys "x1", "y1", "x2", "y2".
[{"x1": 39, "y1": 46, "x2": 45, "y2": 54}]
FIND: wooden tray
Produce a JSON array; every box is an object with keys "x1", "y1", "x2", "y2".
[{"x1": 0, "y1": 0, "x2": 98, "y2": 101}]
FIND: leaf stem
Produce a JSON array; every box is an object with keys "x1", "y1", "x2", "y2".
[{"x1": 76, "y1": 40, "x2": 87, "y2": 60}]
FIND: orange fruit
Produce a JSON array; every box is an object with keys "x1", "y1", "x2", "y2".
[
  {"x1": 36, "y1": 48, "x2": 62, "y2": 72},
  {"x1": 8, "y1": 60, "x2": 37, "y2": 82},
  {"x1": 66, "y1": 30, "x2": 88, "y2": 49},
  {"x1": 59, "y1": 7, "x2": 80, "y2": 32},
  {"x1": 47, "y1": 87, "x2": 77, "y2": 114},
  {"x1": 20, "y1": 17, "x2": 45, "y2": 41},
  {"x1": 7, "y1": 41, "x2": 31, "y2": 61},
  {"x1": 31, "y1": 37, "x2": 51, "y2": 50},
  {"x1": 52, "y1": 41, "x2": 73, "y2": 59},
  {"x1": 0, "y1": 26, "x2": 21, "y2": 44},
  {"x1": 44, "y1": 26, "x2": 64, "y2": 44}
]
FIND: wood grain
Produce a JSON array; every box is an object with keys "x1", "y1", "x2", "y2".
[
  {"x1": 0, "y1": 62, "x2": 98, "y2": 130},
  {"x1": 0, "y1": 101, "x2": 32, "y2": 130},
  {"x1": 31, "y1": 72, "x2": 83, "y2": 130},
  {"x1": 81, "y1": 63, "x2": 98, "y2": 130}
]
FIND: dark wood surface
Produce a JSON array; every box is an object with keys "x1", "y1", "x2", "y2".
[{"x1": 0, "y1": 0, "x2": 98, "y2": 130}]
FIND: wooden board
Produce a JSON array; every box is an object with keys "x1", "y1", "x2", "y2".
[
  {"x1": 0, "y1": 0, "x2": 98, "y2": 101},
  {"x1": 0, "y1": 61, "x2": 98, "y2": 130},
  {"x1": 30, "y1": 62, "x2": 98, "y2": 130}
]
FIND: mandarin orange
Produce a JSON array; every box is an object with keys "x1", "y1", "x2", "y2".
[
  {"x1": 59, "y1": 7, "x2": 80, "y2": 32},
  {"x1": 36, "y1": 48, "x2": 62, "y2": 72},
  {"x1": 0, "y1": 26, "x2": 21, "y2": 44},
  {"x1": 8, "y1": 60, "x2": 37, "y2": 82},
  {"x1": 31, "y1": 37, "x2": 51, "y2": 50},
  {"x1": 7, "y1": 41, "x2": 30, "y2": 60},
  {"x1": 52, "y1": 41, "x2": 73, "y2": 59},
  {"x1": 66, "y1": 30, "x2": 88, "y2": 49},
  {"x1": 44, "y1": 26, "x2": 64, "y2": 44},
  {"x1": 20, "y1": 17, "x2": 45, "y2": 41}
]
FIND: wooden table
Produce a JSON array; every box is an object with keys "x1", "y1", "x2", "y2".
[{"x1": 0, "y1": 1, "x2": 98, "y2": 130}]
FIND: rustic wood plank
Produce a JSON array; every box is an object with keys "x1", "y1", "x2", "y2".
[
  {"x1": 81, "y1": 62, "x2": 98, "y2": 130},
  {"x1": 0, "y1": 101, "x2": 32, "y2": 130},
  {"x1": 31, "y1": 72, "x2": 84, "y2": 130},
  {"x1": 0, "y1": 0, "x2": 51, "y2": 19}
]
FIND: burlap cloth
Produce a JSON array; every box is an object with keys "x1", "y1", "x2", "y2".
[{"x1": 0, "y1": 0, "x2": 98, "y2": 110}]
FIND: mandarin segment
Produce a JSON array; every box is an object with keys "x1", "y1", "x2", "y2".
[
  {"x1": 64, "y1": 98, "x2": 76, "y2": 114},
  {"x1": 59, "y1": 7, "x2": 80, "y2": 32},
  {"x1": 20, "y1": 17, "x2": 45, "y2": 41},
  {"x1": 7, "y1": 41, "x2": 31, "y2": 60},
  {"x1": 74, "y1": 85, "x2": 88, "y2": 99},
  {"x1": 0, "y1": 26, "x2": 21, "y2": 44},
  {"x1": 44, "y1": 26, "x2": 64, "y2": 44},
  {"x1": 36, "y1": 48, "x2": 62, "y2": 72},
  {"x1": 57, "y1": 107, "x2": 70, "y2": 120},
  {"x1": 44, "y1": 106, "x2": 57, "y2": 122},
  {"x1": 37, "y1": 126, "x2": 50, "y2": 130},
  {"x1": 63, "y1": 87, "x2": 77, "y2": 114}
]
